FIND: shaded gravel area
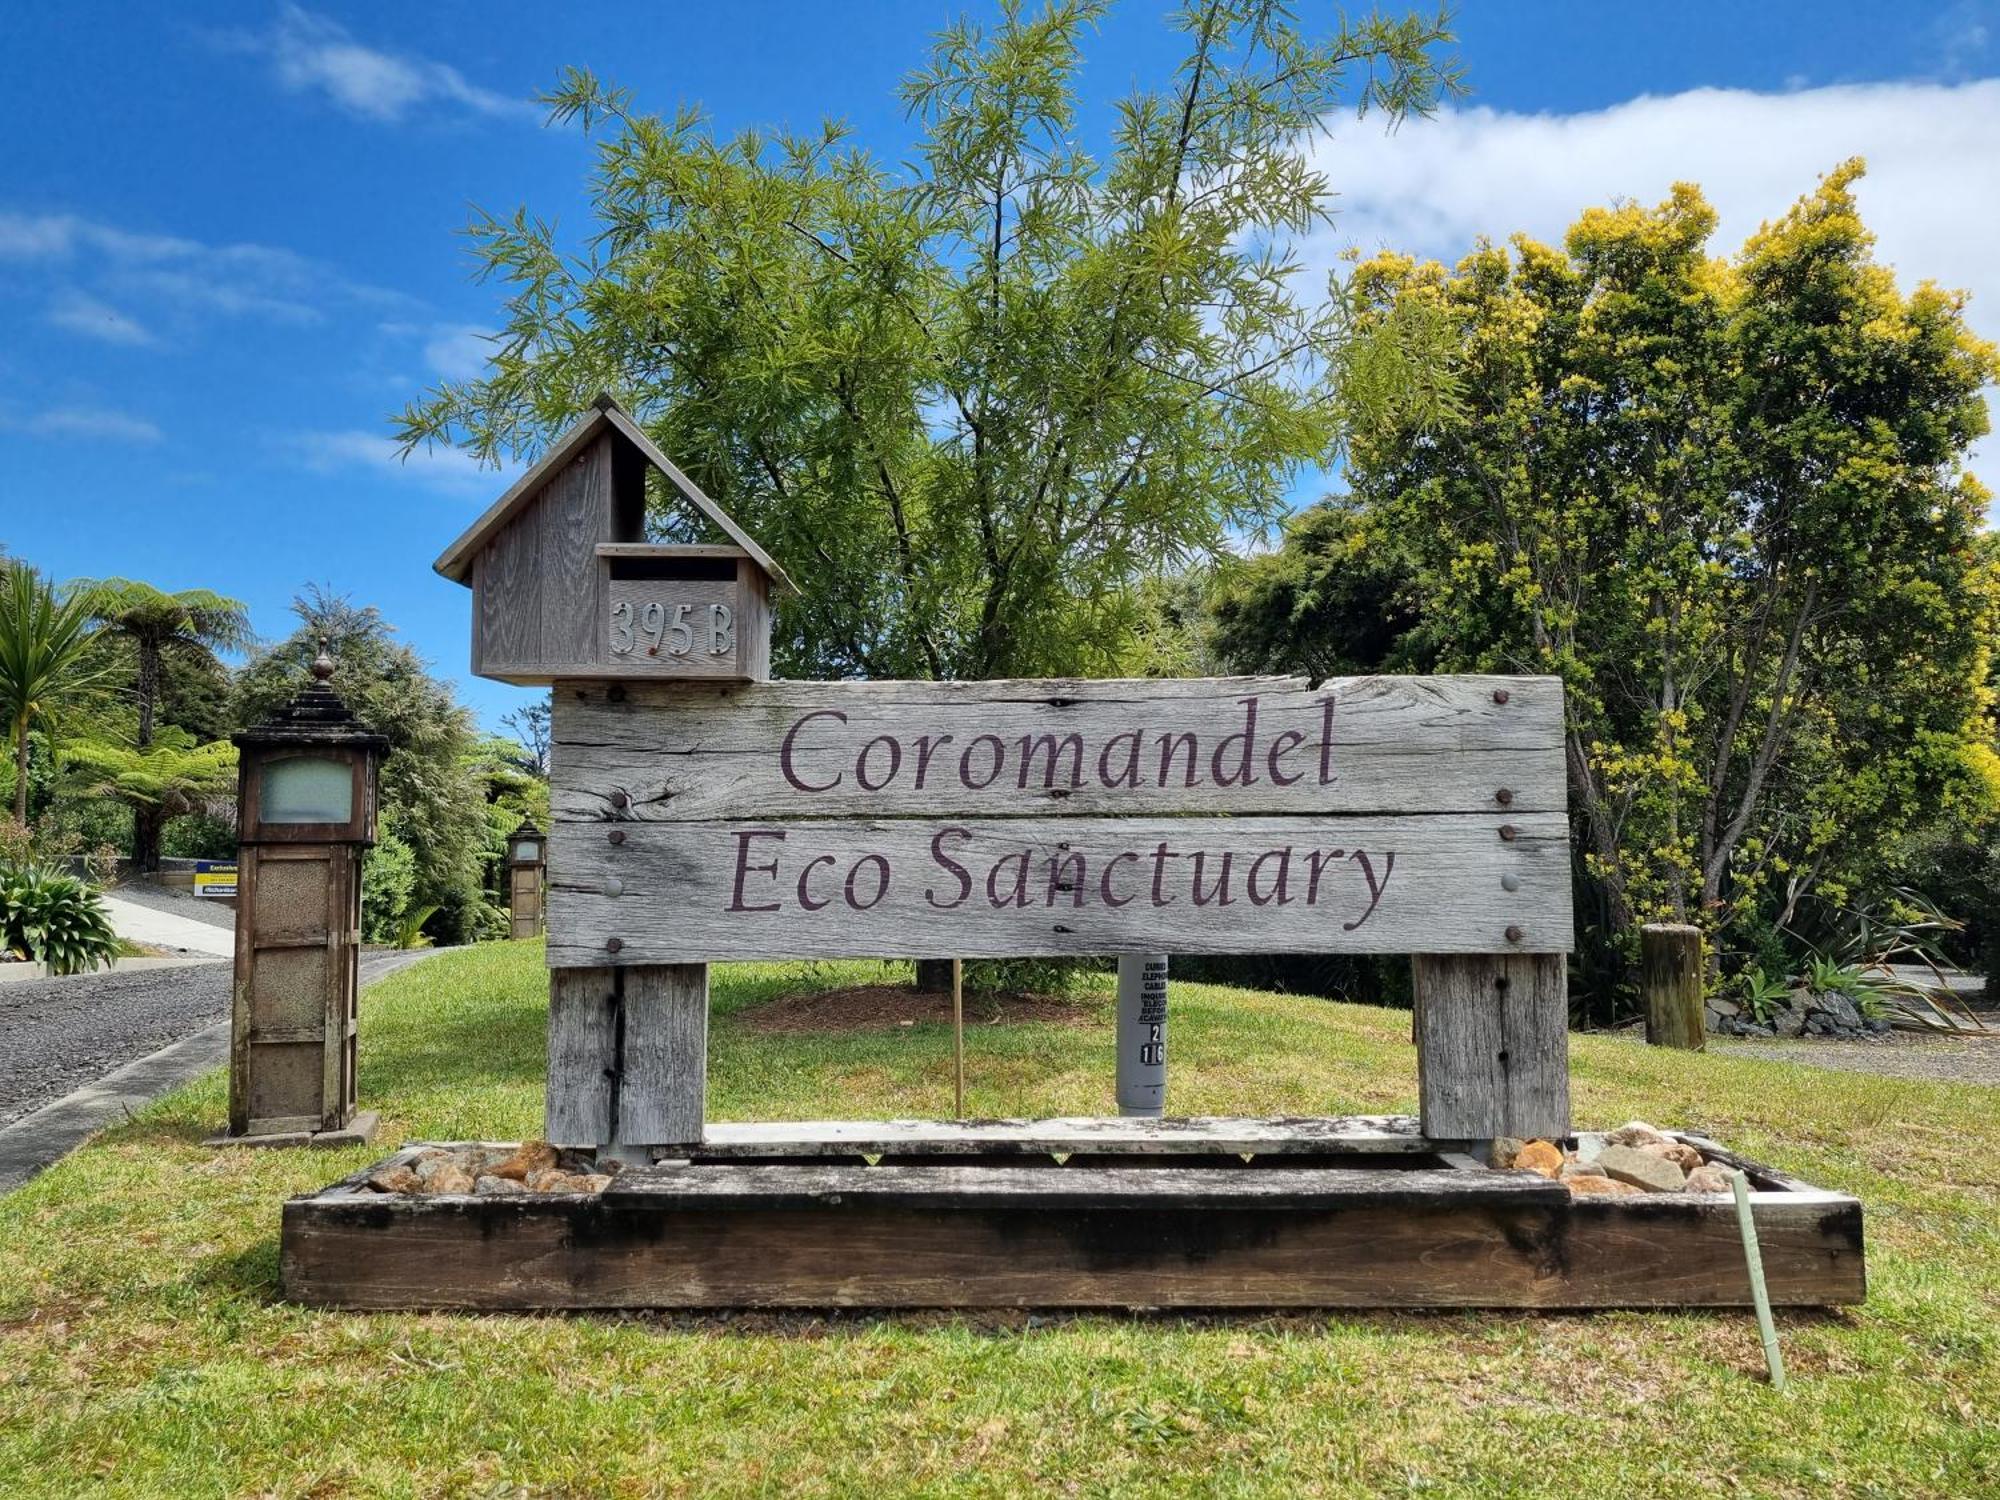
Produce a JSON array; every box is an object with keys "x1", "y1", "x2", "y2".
[
  {"x1": 0, "y1": 949, "x2": 437, "y2": 1128},
  {"x1": 107, "y1": 880, "x2": 236, "y2": 932}
]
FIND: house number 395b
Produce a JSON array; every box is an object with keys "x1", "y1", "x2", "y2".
[{"x1": 609, "y1": 600, "x2": 734, "y2": 658}]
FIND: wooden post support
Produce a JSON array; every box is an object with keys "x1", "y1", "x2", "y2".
[
  {"x1": 1642, "y1": 922, "x2": 1705, "y2": 1050},
  {"x1": 1412, "y1": 952, "x2": 1569, "y2": 1141},
  {"x1": 546, "y1": 963, "x2": 707, "y2": 1148}
]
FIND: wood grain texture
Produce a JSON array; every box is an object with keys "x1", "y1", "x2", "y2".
[
  {"x1": 551, "y1": 675, "x2": 1563, "y2": 821},
  {"x1": 616, "y1": 963, "x2": 707, "y2": 1145},
  {"x1": 281, "y1": 1153, "x2": 1865, "y2": 1310},
  {"x1": 473, "y1": 512, "x2": 542, "y2": 675},
  {"x1": 1413, "y1": 952, "x2": 1571, "y2": 1140},
  {"x1": 545, "y1": 967, "x2": 617, "y2": 1146},
  {"x1": 538, "y1": 432, "x2": 614, "y2": 666},
  {"x1": 1642, "y1": 923, "x2": 1705, "y2": 1051},
  {"x1": 682, "y1": 1114, "x2": 1436, "y2": 1157},
  {"x1": 547, "y1": 812, "x2": 1571, "y2": 965}
]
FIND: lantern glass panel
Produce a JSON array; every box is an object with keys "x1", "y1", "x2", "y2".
[
  {"x1": 260, "y1": 756, "x2": 353, "y2": 824},
  {"x1": 514, "y1": 839, "x2": 541, "y2": 864}
]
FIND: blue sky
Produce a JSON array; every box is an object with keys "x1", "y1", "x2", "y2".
[{"x1": 3, "y1": 1, "x2": 1995, "y2": 731}]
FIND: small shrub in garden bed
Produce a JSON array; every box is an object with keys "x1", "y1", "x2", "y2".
[{"x1": 0, "y1": 861, "x2": 119, "y2": 975}]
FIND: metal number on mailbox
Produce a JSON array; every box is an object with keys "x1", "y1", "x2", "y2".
[{"x1": 610, "y1": 600, "x2": 733, "y2": 659}]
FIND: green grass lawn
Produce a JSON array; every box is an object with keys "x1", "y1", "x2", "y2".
[{"x1": 2, "y1": 941, "x2": 1997, "y2": 1498}]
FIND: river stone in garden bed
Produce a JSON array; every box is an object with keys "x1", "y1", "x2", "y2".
[
  {"x1": 1491, "y1": 1121, "x2": 1736, "y2": 1196},
  {"x1": 367, "y1": 1142, "x2": 615, "y2": 1197}
]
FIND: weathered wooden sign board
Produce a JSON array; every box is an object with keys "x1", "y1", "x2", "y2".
[{"x1": 547, "y1": 675, "x2": 1569, "y2": 966}]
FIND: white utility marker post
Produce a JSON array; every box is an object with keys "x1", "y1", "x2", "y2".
[{"x1": 1116, "y1": 955, "x2": 1169, "y2": 1117}]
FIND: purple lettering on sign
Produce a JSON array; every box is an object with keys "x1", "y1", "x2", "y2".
[
  {"x1": 728, "y1": 828, "x2": 788, "y2": 912},
  {"x1": 780, "y1": 710, "x2": 847, "y2": 793}
]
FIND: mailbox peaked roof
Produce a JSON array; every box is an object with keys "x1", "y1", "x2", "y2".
[{"x1": 432, "y1": 393, "x2": 796, "y2": 595}]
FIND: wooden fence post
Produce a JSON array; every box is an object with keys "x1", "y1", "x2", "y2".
[
  {"x1": 1641, "y1": 923, "x2": 1705, "y2": 1050},
  {"x1": 1412, "y1": 952, "x2": 1570, "y2": 1141}
]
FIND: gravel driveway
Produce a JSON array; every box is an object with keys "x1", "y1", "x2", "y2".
[
  {"x1": 1710, "y1": 1032, "x2": 2000, "y2": 1086},
  {"x1": 0, "y1": 949, "x2": 437, "y2": 1128}
]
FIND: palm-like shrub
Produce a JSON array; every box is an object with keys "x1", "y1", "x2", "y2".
[
  {"x1": 0, "y1": 863, "x2": 119, "y2": 976},
  {"x1": 0, "y1": 565, "x2": 106, "y2": 824}
]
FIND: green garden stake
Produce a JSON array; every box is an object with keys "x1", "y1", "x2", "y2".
[{"x1": 1732, "y1": 1168, "x2": 1788, "y2": 1391}]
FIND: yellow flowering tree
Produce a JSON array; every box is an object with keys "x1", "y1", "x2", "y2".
[{"x1": 1219, "y1": 163, "x2": 1998, "y2": 1002}]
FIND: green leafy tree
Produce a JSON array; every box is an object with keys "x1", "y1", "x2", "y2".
[
  {"x1": 1210, "y1": 496, "x2": 1429, "y2": 679},
  {"x1": 0, "y1": 564, "x2": 105, "y2": 826},
  {"x1": 398, "y1": 0, "x2": 1462, "y2": 682},
  {"x1": 76, "y1": 581, "x2": 248, "y2": 871},
  {"x1": 59, "y1": 729, "x2": 238, "y2": 869},
  {"x1": 1222, "y1": 164, "x2": 1999, "y2": 1004},
  {"x1": 235, "y1": 589, "x2": 491, "y2": 945}
]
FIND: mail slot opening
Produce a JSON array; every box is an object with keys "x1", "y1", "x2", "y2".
[{"x1": 607, "y1": 556, "x2": 738, "y2": 582}]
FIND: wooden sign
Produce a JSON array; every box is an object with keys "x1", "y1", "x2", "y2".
[{"x1": 547, "y1": 674, "x2": 1571, "y2": 967}]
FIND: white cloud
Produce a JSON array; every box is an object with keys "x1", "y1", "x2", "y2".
[
  {"x1": 1304, "y1": 77, "x2": 2000, "y2": 475},
  {"x1": 0, "y1": 209, "x2": 412, "y2": 331},
  {"x1": 215, "y1": 5, "x2": 537, "y2": 125},
  {"x1": 421, "y1": 325, "x2": 498, "y2": 382},
  {"x1": 46, "y1": 290, "x2": 154, "y2": 347},
  {"x1": 2, "y1": 405, "x2": 162, "y2": 443},
  {"x1": 294, "y1": 428, "x2": 519, "y2": 497}
]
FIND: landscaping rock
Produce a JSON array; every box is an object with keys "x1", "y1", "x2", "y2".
[
  {"x1": 1773, "y1": 1003, "x2": 1809, "y2": 1039},
  {"x1": 1605, "y1": 1120, "x2": 1671, "y2": 1149},
  {"x1": 1559, "y1": 1159, "x2": 1607, "y2": 1181},
  {"x1": 572, "y1": 1173, "x2": 613, "y2": 1194},
  {"x1": 425, "y1": 1163, "x2": 475, "y2": 1195},
  {"x1": 1638, "y1": 1140, "x2": 1703, "y2": 1174},
  {"x1": 474, "y1": 1174, "x2": 528, "y2": 1196},
  {"x1": 1488, "y1": 1136, "x2": 1526, "y2": 1170},
  {"x1": 1684, "y1": 1164, "x2": 1736, "y2": 1194},
  {"x1": 1810, "y1": 992, "x2": 1865, "y2": 1032},
  {"x1": 1514, "y1": 1139, "x2": 1563, "y2": 1177},
  {"x1": 367, "y1": 1165, "x2": 420, "y2": 1194},
  {"x1": 490, "y1": 1140, "x2": 559, "y2": 1181},
  {"x1": 1598, "y1": 1144, "x2": 1687, "y2": 1193}
]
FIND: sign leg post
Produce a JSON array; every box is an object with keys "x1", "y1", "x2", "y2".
[
  {"x1": 546, "y1": 963, "x2": 708, "y2": 1154},
  {"x1": 1412, "y1": 952, "x2": 1569, "y2": 1142}
]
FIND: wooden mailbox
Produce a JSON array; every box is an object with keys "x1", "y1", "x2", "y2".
[{"x1": 432, "y1": 394, "x2": 795, "y2": 685}]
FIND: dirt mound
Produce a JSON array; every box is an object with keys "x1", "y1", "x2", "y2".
[{"x1": 740, "y1": 984, "x2": 1098, "y2": 1034}]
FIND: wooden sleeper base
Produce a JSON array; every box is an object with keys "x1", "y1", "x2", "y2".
[{"x1": 279, "y1": 1118, "x2": 1864, "y2": 1311}]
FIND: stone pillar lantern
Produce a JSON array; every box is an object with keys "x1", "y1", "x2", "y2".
[
  {"x1": 506, "y1": 817, "x2": 547, "y2": 938},
  {"x1": 216, "y1": 643, "x2": 388, "y2": 1146}
]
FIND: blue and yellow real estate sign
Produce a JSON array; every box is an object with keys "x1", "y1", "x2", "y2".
[{"x1": 194, "y1": 860, "x2": 238, "y2": 899}]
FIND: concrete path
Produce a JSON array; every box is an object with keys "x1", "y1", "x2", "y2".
[
  {"x1": 0, "y1": 947, "x2": 440, "y2": 1194},
  {"x1": 100, "y1": 892, "x2": 235, "y2": 958}
]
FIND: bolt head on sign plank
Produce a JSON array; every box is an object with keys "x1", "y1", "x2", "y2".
[{"x1": 547, "y1": 674, "x2": 1571, "y2": 967}]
